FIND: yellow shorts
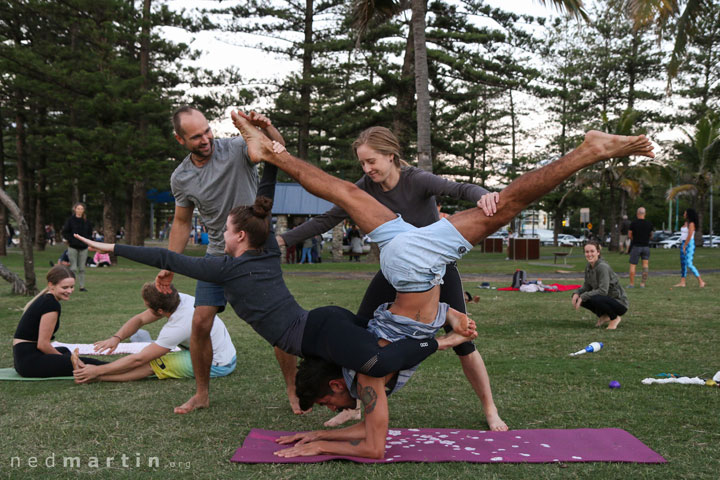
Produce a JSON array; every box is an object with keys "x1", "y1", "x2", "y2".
[{"x1": 149, "y1": 350, "x2": 236, "y2": 379}]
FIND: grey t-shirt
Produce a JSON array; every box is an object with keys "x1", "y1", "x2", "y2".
[
  {"x1": 171, "y1": 136, "x2": 259, "y2": 255},
  {"x1": 281, "y1": 166, "x2": 489, "y2": 245}
]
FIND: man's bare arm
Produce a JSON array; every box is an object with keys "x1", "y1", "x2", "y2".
[
  {"x1": 156, "y1": 204, "x2": 193, "y2": 293},
  {"x1": 274, "y1": 374, "x2": 389, "y2": 459}
]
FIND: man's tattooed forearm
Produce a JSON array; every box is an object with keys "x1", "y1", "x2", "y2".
[{"x1": 359, "y1": 385, "x2": 378, "y2": 414}]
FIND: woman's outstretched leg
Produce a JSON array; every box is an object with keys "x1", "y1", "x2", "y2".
[{"x1": 232, "y1": 111, "x2": 395, "y2": 234}]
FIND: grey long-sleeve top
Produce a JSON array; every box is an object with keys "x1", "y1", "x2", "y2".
[
  {"x1": 576, "y1": 259, "x2": 629, "y2": 308},
  {"x1": 280, "y1": 166, "x2": 489, "y2": 245}
]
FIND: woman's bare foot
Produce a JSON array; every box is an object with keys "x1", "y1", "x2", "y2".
[
  {"x1": 324, "y1": 402, "x2": 362, "y2": 427},
  {"x1": 486, "y1": 411, "x2": 508, "y2": 432},
  {"x1": 437, "y1": 330, "x2": 478, "y2": 350},
  {"x1": 582, "y1": 131, "x2": 655, "y2": 161},
  {"x1": 287, "y1": 386, "x2": 307, "y2": 415},
  {"x1": 673, "y1": 281, "x2": 686, "y2": 287},
  {"x1": 174, "y1": 393, "x2": 210, "y2": 414},
  {"x1": 445, "y1": 310, "x2": 476, "y2": 337},
  {"x1": 230, "y1": 111, "x2": 275, "y2": 163},
  {"x1": 606, "y1": 317, "x2": 622, "y2": 330},
  {"x1": 595, "y1": 315, "x2": 610, "y2": 327},
  {"x1": 699, "y1": 279, "x2": 706, "y2": 288},
  {"x1": 70, "y1": 348, "x2": 85, "y2": 370}
]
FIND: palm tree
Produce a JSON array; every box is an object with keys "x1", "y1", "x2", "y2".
[
  {"x1": 667, "y1": 113, "x2": 720, "y2": 243},
  {"x1": 351, "y1": 0, "x2": 588, "y2": 172},
  {"x1": 626, "y1": 0, "x2": 709, "y2": 88}
]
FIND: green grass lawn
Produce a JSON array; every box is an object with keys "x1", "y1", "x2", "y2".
[{"x1": 0, "y1": 244, "x2": 718, "y2": 479}]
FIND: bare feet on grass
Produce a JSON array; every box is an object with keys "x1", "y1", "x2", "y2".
[
  {"x1": 230, "y1": 111, "x2": 276, "y2": 163},
  {"x1": 673, "y1": 281, "x2": 686, "y2": 287},
  {"x1": 324, "y1": 401, "x2": 362, "y2": 427},
  {"x1": 595, "y1": 315, "x2": 610, "y2": 327},
  {"x1": 288, "y1": 386, "x2": 308, "y2": 415},
  {"x1": 606, "y1": 317, "x2": 622, "y2": 330},
  {"x1": 582, "y1": 131, "x2": 655, "y2": 161},
  {"x1": 437, "y1": 330, "x2": 478, "y2": 351},
  {"x1": 174, "y1": 393, "x2": 210, "y2": 414},
  {"x1": 486, "y1": 411, "x2": 508, "y2": 432}
]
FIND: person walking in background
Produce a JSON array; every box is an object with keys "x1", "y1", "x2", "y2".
[
  {"x1": 619, "y1": 215, "x2": 630, "y2": 254},
  {"x1": 62, "y1": 203, "x2": 93, "y2": 292},
  {"x1": 572, "y1": 241, "x2": 628, "y2": 330},
  {"x1": 674, "y1": 208, "x2": 706, "y2": 288},
  {"x1": 299, "y1": 237, "x2": 314, "y2": 264},
  {"x1": 349, "y1": 225, "x2": 363, "y2": 262},
  {"x1": 627, "y1": 207, "x2": 653, "y2": 288}
]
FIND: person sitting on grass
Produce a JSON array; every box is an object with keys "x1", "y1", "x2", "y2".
[
  {"x1": 72, "y1": 283, "x2": 236, "y2": 383},
  {"x1": 13, "y1": 266, "x2": 107, "y2": 378},
  {"x1": 571, "y1": 241, "x2": 628, "y2": 330}
]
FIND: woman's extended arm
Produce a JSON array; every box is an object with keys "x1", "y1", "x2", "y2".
[{"x1": 73, "y1": 234, "x2": 228, "y2": 285}]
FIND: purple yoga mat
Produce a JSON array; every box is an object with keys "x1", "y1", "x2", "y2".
[{"x1": 231, "y1": 427, "x2": 666, "y2": 464}]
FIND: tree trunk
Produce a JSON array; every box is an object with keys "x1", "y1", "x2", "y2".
[
  {"x1": 332, "y1": 223, "x2": 343, "y2": 262},
  {"x1": 298, "y1": 0, "x2": 313, "y2": 160},
  {"x1": 15, "y1": 107, "x2": 32, "y2": 224},
  {"x1": 0, "y1": 106, "x2": 7, "y2": 256},
  {"x1": 393, "y1": 26, "x2": 415, "y2": 154},
  {"x1": 103, "y1": 192, "x2": 118, "y2": 264},
  {"x1": 0, "y1": 187, "x2": 37, "y2": 295},
  {"x1": 411, "y1": 0, "x2": 432, "y2": 172},
  {"x1": 129, "y1": 0, "x2": 152, "y2": 247}
]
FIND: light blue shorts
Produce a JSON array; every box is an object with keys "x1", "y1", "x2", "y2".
[{"x1": 368, "y1": 216, "x2": 473, "y2": 292}]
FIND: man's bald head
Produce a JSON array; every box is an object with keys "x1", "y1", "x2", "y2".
[{"x1": 637, "y1": 207, "x2": 646, "y2": 218}]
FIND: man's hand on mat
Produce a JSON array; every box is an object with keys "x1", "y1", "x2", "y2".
[
  {"x1": 477, "y1": 192, "x2": 499, "y2": 216},
  {"x1": 155, "y1": 270, "x2": 174, "y2": 295},
  {"x1": 94, "y1": 337, "x2": 120, "y2": 354},
  {"x1": 73, "y1": 364, "x2": 99, "y2": 384},
  {"x1": 274, "y1": 442, "x2": 324, "y2": 458},
  {"x1": 275, "y1": 431, "x2": 322, "y2": 446},
  {"x1": 174, "y1": 393, "x2": 209, "y2": 414},
  {"x1": 288, "y1": 387, "x2": 310, "y2": 415},
  {"x1": 73, "y1": 234, "x2": 114, "y2": 253}
]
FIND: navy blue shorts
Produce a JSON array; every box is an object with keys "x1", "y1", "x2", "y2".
[{"x1": 194, "y1": 255, "x2": 226, "y2": 312}]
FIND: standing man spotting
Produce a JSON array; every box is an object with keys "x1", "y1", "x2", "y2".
[
  {"x1": 158, "y1": 106, "x2": 291, "y2": 414},
  {"x1": 628, "y1": 207, "x2": 653, "y2": 288}
]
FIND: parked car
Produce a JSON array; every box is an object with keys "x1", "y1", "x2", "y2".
[
  {"x1": 649, "y1": 231, "x2": 674, "y2": 248},
  {"x1": 659, "y1": 233, "x2": 682, "y2": 249},
  {"x1": 703, "y1": 235, "x2": 720, "y2": 248},
  {"x1": 557, "y1": 234, "x2": 583, "y2": 246}
]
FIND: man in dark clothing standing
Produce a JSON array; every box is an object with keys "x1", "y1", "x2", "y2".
[{"x1": 628, "y1": 207, "x2": 653, "y2": 287}]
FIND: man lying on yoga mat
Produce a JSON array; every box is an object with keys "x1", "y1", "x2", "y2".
[
  {"x1": 231, "y1": 111, "x2": 654, "y2": 351},
  {"x1": 225, "y1": 112, "x2": 653, "y2": 458},
  {"x1": 74, "y1": 162, "x2": 473, "y2": 414},
  {"x1": 71, "y1": 283, "x2": 236, "y2": 383}
]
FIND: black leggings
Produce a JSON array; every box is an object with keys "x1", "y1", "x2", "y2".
[
  {"x1": 581, "y1": 296, "x2": 628, "y2": 320},
  {"x1": 356, "y1": 263, "x2": 476, "y2": 356},
  {"x1": 301, "y1": 306, "x2": 438, "y2": 377},
  {"x1": 13, "y1": 343, "x2": 107, "y2": 378}
]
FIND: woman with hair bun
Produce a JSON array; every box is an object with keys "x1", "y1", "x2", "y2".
[
  {"x1": 73, "y1": 164, "x2": 465, "y2": 417},
  {"x1": 13, "y1": 266, "x2": 107, "y2": 377},
  {"x1": 674, "y1": 208, "x2": 706, "y2": 288},
  {"x1": 572, "y1": 241, "x2": 629, "y2": 329}
]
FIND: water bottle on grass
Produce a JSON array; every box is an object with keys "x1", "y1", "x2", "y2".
[{"x1": 570, "y1": 341, "x2": 603, "y2": 356}]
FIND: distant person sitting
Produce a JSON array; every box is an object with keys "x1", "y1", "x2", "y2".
[
  {"x1": 93, "y1": 251, "x2": 112, "y2": 267},
  {"x1": 627, "y1": 207, "x2": 653, "y2": 288},
  {"x1": 72, "y1": 283, "x2": 236, "y2": 383}
]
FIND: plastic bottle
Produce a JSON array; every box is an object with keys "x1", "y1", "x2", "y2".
[{"x1": 569, "y1": 341, "x2": 603, "y2": 356}]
